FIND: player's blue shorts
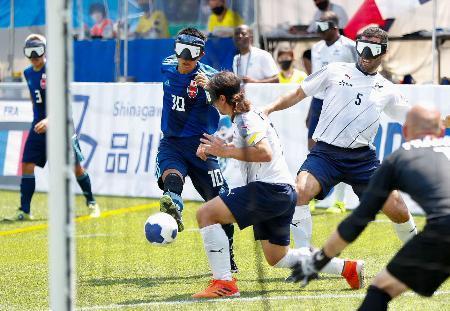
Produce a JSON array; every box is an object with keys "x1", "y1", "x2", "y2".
[
  {"x1": 156, "y1": 136, "x2": 228, "y2": 200},
  {"x1": 299, "y1": 141, "x2": 380, "y2": 200},
  {"x1": 22, "y1": 130, "x2": 84, "y2": 168},
  {"x1": 22, "y1": 130, "x2": 46, "y2": 167},
  {"x1": 220, "y1": 181, "x2": 297, "y2": 246},
  {"x1": 307, "y1": 97, "x2": 323, "y2": 139}
]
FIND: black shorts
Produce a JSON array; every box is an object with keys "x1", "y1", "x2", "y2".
[
  {"x1": 219, "y1": 181, "x2": 297, "y2": 246},
  {"x1": 387, "y1": 218, "x2": 450, "y2": 297}
]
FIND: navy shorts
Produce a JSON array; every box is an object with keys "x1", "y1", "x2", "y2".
[
  {"x1": 22, "y1": 130, "x2": 46, "y2": 167},
  {"x1": 307, "y1": 97, "x2": 323, "y2": 139},
  {"x1": 299, "y1": 142, "x2": 380, "y2": 200},
  {"x1": 220, "y1": 182, "x2": 297, "y2": 246},
  {"x1": 156, "y1": 136, "x2": 228, "y2": 201},
  {"x1": 22, "y1": 131, "x2": 84, "y2": 168},
  {"x1": 387, "y1": 217, "x2": 450, "y2": 297}
]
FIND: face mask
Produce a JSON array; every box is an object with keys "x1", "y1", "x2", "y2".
[
  {"x1": 212, "y1": 6, "x2": 225, "y2": 15},
  {"x1": 316, "y1": 0, "x2": 329, "y2": 11},
  {"x1": 279, "y1": 60, "x2": 293, "y2": 71}
]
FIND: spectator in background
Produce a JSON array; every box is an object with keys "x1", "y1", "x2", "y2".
[
  {"x1": 89, "y1": 3, "x2": 114, "y2": 39},
  {"x1": 134, "y1": 0, "x2": 169, "y2": 38},
  {"x1": 307, "y1": 0, "x2": 348, "y2": 33},
  {"x1": 208, "y1": 0, "x2": 244, "y2": 37},
  {"x1": 277, "y1": 43, "x2": 308, "y2": 84},
  {"x1": 233, "y1": 25, "x2": 279, "y2": 83},
  {"x1": 302, "y1": 49, "x2": 312, "y2": 75}
]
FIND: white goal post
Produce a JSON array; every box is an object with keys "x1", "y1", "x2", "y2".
[{"x1": 46, "y1": 0, "x2": 75, "y2": 310}]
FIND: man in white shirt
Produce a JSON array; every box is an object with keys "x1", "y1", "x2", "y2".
[
  {"x1": 307, "y1": 0, "x2": 348, "y2": 33},
  {"x1": 264, "y1": 27, "x2": 418, "y2": 246},
  {"x1": 232, "y1": 25, "x2": 279, "y2": 84}
]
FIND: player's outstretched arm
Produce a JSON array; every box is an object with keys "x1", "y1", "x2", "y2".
[
  {"x1": 200, "y1": 133, "x2": 272, "y2": 162},
  {"x1": 263, "y1": 87, "x2": 307, "y2": 116}
]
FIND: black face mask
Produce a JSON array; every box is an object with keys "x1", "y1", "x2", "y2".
[
  {"x1": 212, "y1": 5, "x2": 225, "y2": 15},
  {"x1": 316, "y1": 0, "x2": 329, "y2": 11},
  {"x1": 279, "y1": 60, "x2": 293, "y2": 71}
]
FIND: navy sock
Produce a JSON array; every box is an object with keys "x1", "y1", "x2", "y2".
[
  {"x1": 77, "y1": 172, "x2": 95, "y2": 204},
  {"x1": 20, "y1": 174, "x2": 35, "y2": 214},
  {"x1": 358, "y1": 285, "x2": 392, "y2": 311}
]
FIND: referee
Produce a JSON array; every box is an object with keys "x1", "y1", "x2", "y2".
[{"x1": 288, "y1": 105, "x2": 450, "y2": 310}]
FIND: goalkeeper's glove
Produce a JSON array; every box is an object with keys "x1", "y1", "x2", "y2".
[{"x1": 286, "y1": 248, "x2": 333, "y2": 287}]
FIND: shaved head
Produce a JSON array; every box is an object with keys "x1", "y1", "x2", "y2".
[{"x1": 403, "y1": 105, "x2": 444, "y2": 141}]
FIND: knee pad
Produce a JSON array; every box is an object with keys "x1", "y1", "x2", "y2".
[{"x1": 163, "y1": 173, "x2": 183, "y2": 195}]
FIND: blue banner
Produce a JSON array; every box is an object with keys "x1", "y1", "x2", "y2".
[
  {"x1": 0, "y1": 0, "x2": 45, "y2": 28},
  {"x1": 74, "y1": 37, "x2": 237, "y2": 82}
]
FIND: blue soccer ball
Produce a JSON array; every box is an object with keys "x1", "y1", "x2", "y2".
[{"x1": 144, "y1": 212, "x2": 178, "y2": 245}]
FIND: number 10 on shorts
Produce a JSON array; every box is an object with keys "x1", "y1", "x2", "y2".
[{"x1": 208, "y1": 169, "x2": 224, "y2": 187}]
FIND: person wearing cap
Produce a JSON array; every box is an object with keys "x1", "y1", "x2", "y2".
[
  {"x1": 276, "y1": 43, "x2": 308, "y2": 84},
  {"x1": 264, "y1": 27, "x2": 419, "y2": 249},
  {"x1": 232, "y1": 24, "x2": 279, "y2": 84},
  {"x1": 89, "y1": 2, "x2": 114, "y2": 39},
  {"x1": 155, "y1": 27, "x2": 238, "y2": 272},
  {"x1": 7, "y1": 34, "x2": 100, "y2": 221}
]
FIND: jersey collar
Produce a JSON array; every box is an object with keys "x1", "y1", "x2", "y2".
[{"x1": 355, "y1": 62, "x2": 377, "y2": 76}]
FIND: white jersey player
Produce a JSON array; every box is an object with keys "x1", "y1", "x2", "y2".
[
  {"x1": 193, "y1": 71, "x2": 364, "y2": 299},
  {"x1": 265, "y1": 27, "x2": 418, "y2": 247}
]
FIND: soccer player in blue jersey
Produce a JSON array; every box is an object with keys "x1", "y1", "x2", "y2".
[
  {"x1": 9, "y1": 34, "x2": 100, "y2": 221},
  {"x1": 156, "y1": 28, "x2": 237, "y2": 271}
]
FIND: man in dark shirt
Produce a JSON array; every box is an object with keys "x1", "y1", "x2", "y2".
[{"x1": 287, "y1": 105, "x2": 450, "y2": 310}]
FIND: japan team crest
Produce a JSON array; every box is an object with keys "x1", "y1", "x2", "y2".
[
  {"x1": 40, "y1": 73, "x2": 47, "y2": 89},
  {"x1": 187, "y1": 80, "x2": 198, "y2": 98}
]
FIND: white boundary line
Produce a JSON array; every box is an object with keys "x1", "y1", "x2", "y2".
[{"x1": 77, "y1": 290, "x2": 450, "y2": 310}]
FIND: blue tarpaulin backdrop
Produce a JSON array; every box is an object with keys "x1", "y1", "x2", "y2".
[
  {"x1": 0, "y1": 0, "x2": 45, "y2": 28},
  {"x1": 73, "y1": 38, "x2": 237, "y2": 82}
]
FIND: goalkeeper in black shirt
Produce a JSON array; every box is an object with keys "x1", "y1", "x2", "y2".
[{"x1": 287, "y1": 105, "x2": 450, "y2": 310}]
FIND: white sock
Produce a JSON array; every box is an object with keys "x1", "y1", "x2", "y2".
[
  {"x1": 321, "y1": 258, "x2": 345, "y2": 275},
  {"x1": 393, "y1": 212, "x2": 417, "y2": 243},
  {"x1": 200, "y1": 223, "x2": 232, "y2": 281},
  {"x1": 333, "y1": 183, "x2": 346, "y2": 202},
  {"x1": 274, "y1": 247, "x2": 312, "y2": 268},
  {"x1": 291, "y1": 205, "x2": 312, "y2": 248}
]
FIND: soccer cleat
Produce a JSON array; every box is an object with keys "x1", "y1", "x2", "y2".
[
  {"x1": 192, "y1": 278, "x2": 240, "y2": 298},
  {"x1": 159, "y1": 194, "x2": 184, "y2": 232},
  {"x1": 325, "y1": 201, "x2": 346, "y2": 214},
  {"x1": 308, "y1": 199, "x2": 317, "y2": 212},
  {"x1": 88, "y1": 202, "x2": 101, "y2": 218},
  {"x1": 342, "y1": 260, "x2": 365, "y2": 289},
  {"x1": 6, "y1": 209, "x2": 33, "y2": 221}
]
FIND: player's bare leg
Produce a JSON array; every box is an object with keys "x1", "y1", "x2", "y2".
[
  {"x1": 382, "y1": 190, "x2": 417, "y2": 243},
  {"x1": 358, "y1": 269, "x2": 408, "y2": 310},
  {"x1": 74, "y1": 163, "x2": 100, "y2": 217}
]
